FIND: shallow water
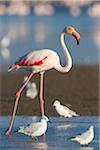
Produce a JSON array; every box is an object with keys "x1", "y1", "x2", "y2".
[{"x1": 0, "y1": 116, "x2": 99, "y2": 150}]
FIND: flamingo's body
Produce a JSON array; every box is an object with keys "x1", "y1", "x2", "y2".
[
  {"x1": 9, "y1": 49, "x2": 61, "y2": 73},
  {"x1": 6, "y1": 26, "x2": 80, "y2": 135}
]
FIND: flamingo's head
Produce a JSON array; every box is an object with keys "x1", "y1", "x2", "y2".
[{"x1": 63, "y1": 26, "x2": 80, "y2": 45}]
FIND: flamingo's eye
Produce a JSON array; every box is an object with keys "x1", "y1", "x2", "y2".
[{"x1": 68, "y1": 27, "x2": 71, "y2": 31}]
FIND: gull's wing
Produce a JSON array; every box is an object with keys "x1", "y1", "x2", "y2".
[
  {"x1": 79, "y1": 128, "x2": 92, "y2": 139},
  {"x1": 62, "y1": 105, "x2": 70, "y2": 111},
  {"x1": 62, "y1": 105, "x2": 79, "y2": 116},
  {"x1": 25, "y1": 122, "x2": 42, "y2": 133},
  {"x1": 62, "y1": 105, "x2": 75, "y2": 114}
]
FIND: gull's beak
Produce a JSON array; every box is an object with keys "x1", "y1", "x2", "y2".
[
  {"x1": 53, "y1": 105, "x2": 55, "y2": 108},
  {"x1": 52, "y1": 102, "x2": 55, "y2": 108},
  {"x1": 72, "y1": 31, "x2": 80, "y2": 45},
  {"x1": 48, "y1": 120, "x2": 52, "y2": 123}
]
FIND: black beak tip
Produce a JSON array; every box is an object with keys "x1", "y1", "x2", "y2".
[
  {"x1": 48, "y1": 120, "x2": 52, "y2": 123},
  {"x1": 53, "y1": 105, "x2": 55, "y2": 108},
  {"x1": 77, "y1": 39, "x2": 80, "y2": 45}
]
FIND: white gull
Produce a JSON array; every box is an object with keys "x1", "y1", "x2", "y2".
[
  {"x1": 53, "y1": 100, "x2": 79, "y2": 118},
  {"x1": 71, "y1": 126, "x2": 94, "y2": 146},
  {"x1": 24, "y1": 76, "x2": 38, "y2": 99},
  {"x1": 18, "y1": 116, "x2": 49, "y2": 139}
]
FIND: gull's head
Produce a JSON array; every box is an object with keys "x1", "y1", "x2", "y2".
[
  {"x1": 53, "y1": 100, "x2": 60, "y2": 107},
  {"x1": 89, "y1": 125, "x2": 94, "y2": 130},
  {"x1": 62, "y1": 26, "x2": 80, "y2": 45},
  {"x1": 42, "y1": 116, "x2": 49, "y2": 122}
]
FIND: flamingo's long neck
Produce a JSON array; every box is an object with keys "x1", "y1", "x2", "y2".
[{"x1": 56, "y1": 32, "x2": 73, "y2": 73}]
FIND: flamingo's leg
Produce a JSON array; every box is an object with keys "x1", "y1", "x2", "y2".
[
  {"x1": 39, "y1": 72, "x2": 45, "y2": 117},
  {"x1": 6, "y1": 72, "x2": 34, "y2": 135}
]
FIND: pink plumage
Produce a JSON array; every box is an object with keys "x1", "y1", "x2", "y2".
[
  {"x1": 9, "y1": 52, "x2": 48, "y2": 69},
  {"x1": 8, "y1": 49, "x2": 60, "y2": 73}
]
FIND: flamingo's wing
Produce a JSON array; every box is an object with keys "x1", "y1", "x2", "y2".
[
  {"x1": 15, "y1": 51, "x2": 48, "y2": 67},
  {"x1": 8, "y1": 52, "x2": 30, "y2": 71},
  {"x1": 14, "y1": 52, "x2": 34, "y2": 66},
  {"x1": 8, "y1": 50, "x2": 48, "y2": 71},
  {"x1": 15, "y1": 52, "x2": 29, "y2": 65}
]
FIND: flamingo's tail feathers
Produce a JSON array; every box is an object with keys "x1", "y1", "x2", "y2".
[{"x1": 8, "y1": 64, "x2": 19, "y2": 72}]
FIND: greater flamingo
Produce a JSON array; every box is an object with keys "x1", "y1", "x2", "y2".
[{"x1": 6, "y1": 26, "x2": 80, "y2": 135}]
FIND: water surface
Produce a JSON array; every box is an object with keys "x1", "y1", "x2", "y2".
[{"x1": 0, "y1": 116, "x2": 99, "y2": 150}]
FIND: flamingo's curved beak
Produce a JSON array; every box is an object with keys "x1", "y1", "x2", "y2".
[{"x1": 72, "y1": 31, "x2": 80, "y2": 45}]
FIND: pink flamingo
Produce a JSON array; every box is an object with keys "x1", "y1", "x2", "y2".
[{"x1": 6, "y1": 26, "x2": 80, "y2": 135}]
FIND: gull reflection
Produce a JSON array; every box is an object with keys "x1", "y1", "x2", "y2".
[
  {"x1": 57, "y1": 124, "x2": 72, "y2": 130},
  {"x1": 31, "y1": 116, "x2": 38, "y2": 122},
  {"x1": 31, "y1": 141, "x2": 48, "y2": 150},
  {"x1": 24, "y1": 76, "x2": 38, "y2": 99},
  {"x1": 79, "y1": 147, "x2": 94, "y2": 150}
]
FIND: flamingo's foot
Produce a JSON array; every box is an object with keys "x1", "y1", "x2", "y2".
[{"x1": 6, "y1": 128, "x2": 11, "y2": 136}]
